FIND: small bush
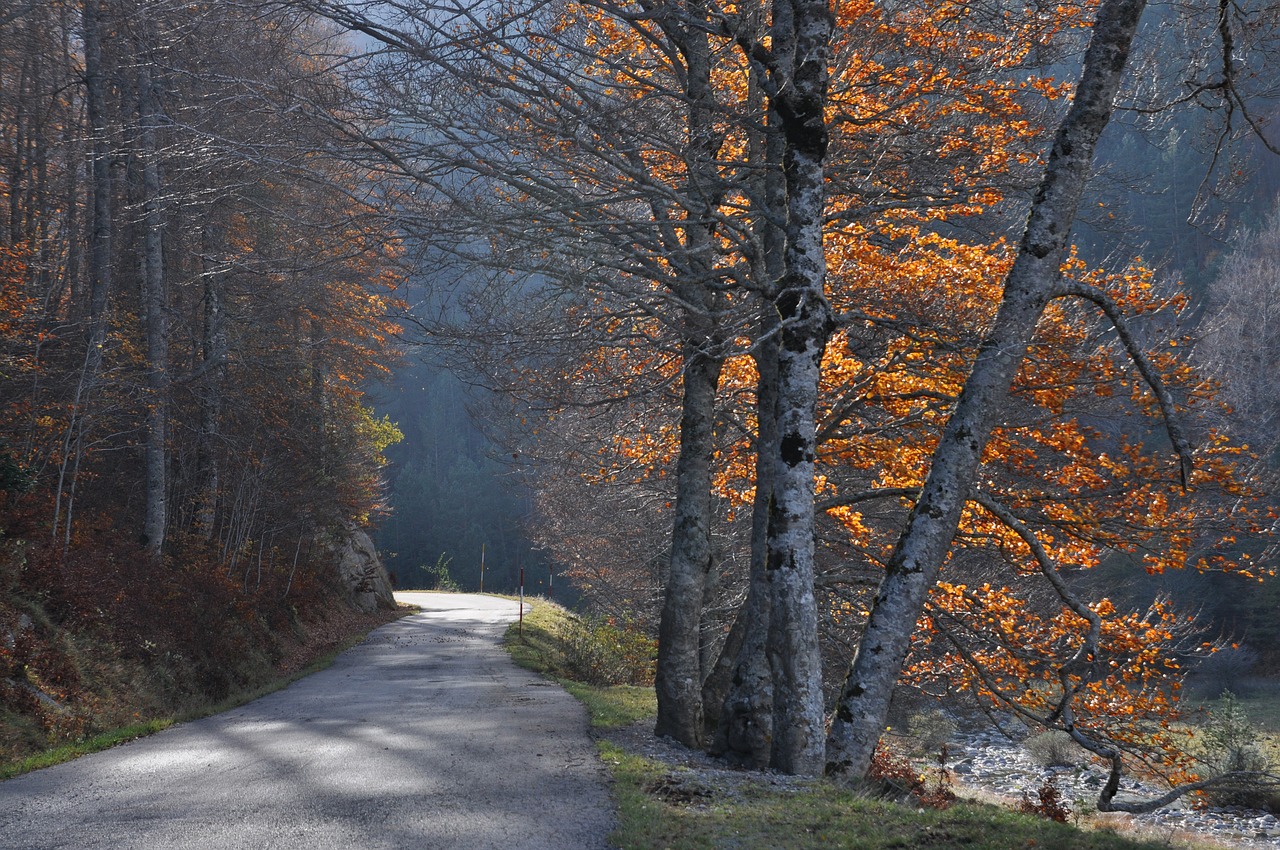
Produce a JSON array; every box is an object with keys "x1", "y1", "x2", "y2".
[
  {"x1": 1024, "y1": 730, "x2": 1084, "y2": 767},
  {"x1": 555, "y1": 614, "x2": 655, "y2": 687},
  {"x1": 1019, "y1": 779, "x2": 1071, "y2": 822},
  {"x1": 1199, "y1": 690, "x2": 1274, "y2": 809},
  {"x1": 866, "y1": 740, "x2": 955, "y2": 809},
  {"x1": 908, "y1": 708, "x2": 957, "y2": 754},
  {"x1": 420, "y1": 554, "x2": 460, "y2": 592}
]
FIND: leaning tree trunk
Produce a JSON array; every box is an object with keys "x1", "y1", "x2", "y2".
[
  {"x1": 825, "y1": 0, "x2": 1150, "y2": 778},
  {"x1": 762, "y1": 0, "x2": 835, "y2": 777}
]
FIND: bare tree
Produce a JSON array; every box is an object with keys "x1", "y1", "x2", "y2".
[{"x1": 1196, "y1": 205, "x2": 1280, "y2": 469}]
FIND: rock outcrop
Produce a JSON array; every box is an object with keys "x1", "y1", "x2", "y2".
[{"x1": 320, "y1": 525, "x2": 396, "y2": 612}]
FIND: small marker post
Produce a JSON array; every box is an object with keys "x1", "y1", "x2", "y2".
[{"x1": 519, "y1": 566, "x2": 525, "y2": 637}]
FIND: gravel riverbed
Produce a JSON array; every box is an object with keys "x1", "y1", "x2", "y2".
[
  {"x1": 954, "y1": 731, "x2": 1280, "y2": 848},
  {"x1": 605, "y1": 721, "x2": 1280, "y2": 849}
]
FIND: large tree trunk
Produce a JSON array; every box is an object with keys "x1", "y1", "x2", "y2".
[
  {"x1": 709, "y1": 323, "x2": 778, "y2": 766},
  {"x1": 139, "y1": 61, "x2": 169, "y2": 555},
  {"x1": 653, "y1": 7, "x2": 729, "y2": 748},
  {"x1": 824, "y1": 0, "x2": 1149, "y2": 778},
  {"x1": 707, "y1": 81, "x2": 786, "y2": 763},
  {"x1": 762, "y1": 0, "x2": 834, "y2": 776},
  {"x1": 655, "y1": 339, "x2": 724, "y2": 745}
]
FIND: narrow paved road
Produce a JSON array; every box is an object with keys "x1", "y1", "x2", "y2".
[{"x1": 0, "y1": 593, "x2": 613, "y2": 850}]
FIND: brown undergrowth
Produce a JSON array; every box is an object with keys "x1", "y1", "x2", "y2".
[{"x1": 0, "y1": 533, "x2": 405, "y2": 773}]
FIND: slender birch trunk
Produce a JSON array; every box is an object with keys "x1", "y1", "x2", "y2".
[{"x1": 825, "y1": 0, "x2": 1149, "y2": 777}]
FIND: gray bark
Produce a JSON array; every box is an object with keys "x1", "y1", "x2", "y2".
[
  {"x1": 762, "y1": 0, "x2": 834, "y2": 776},
  {"x1": 653, "y1": 6, "x2": 728, "y2": 748},
  {"x1": 701, "y1": 591, "x2": 747, "y2": 738},
  {"x1": 139, "y1": 61, "x2": 169, "y2": 555},
  {"x1": 655, "y1": 341, "x2": 724, "y2": 746},
  {"x1": 196, "y1": 222, "x2": 227, "y2": 539},
  {"x1": 83, "y1": 0, "x2": 112, "y2": 369},
  {"x1": 708, "y1": 85, "x2": 785, "y2": 764},
  {"x1": 824, "y1": 0, "x2": 1149, "y2": 778},
  {"x1": 53, "y1": 0, "x2": 113, "y2": 544},
  {"x1": 709, "y1": 324, "x2": 778, "y2": 766}
]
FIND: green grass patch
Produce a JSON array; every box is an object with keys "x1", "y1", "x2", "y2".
[
  {"x1": 0, "y1": 719, "x2": 173, "y2": 781},
  {"x1": 503, "y1": 598, "x2": 657, "y2": 730},
  {"x1": 562, "y1": 681, "x2": 657, "y2": 729},
  {"x1": 504, "y1": 599, "x2": 569, "y2": 674}
]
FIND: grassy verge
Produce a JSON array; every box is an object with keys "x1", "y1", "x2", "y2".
[
  {"x1": 1, "y1": 603, "x2": 411, "y2": 781},
  {"x1": 503, "y1": 597, "x2": 656, "y2": 730},
  {"x1": 504, "y1": 600, "x2": 1213, "y2": 850}
]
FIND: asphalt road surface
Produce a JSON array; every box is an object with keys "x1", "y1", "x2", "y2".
[{"x1": 0, "y1": 593, "x2": 614, "y2": 850}]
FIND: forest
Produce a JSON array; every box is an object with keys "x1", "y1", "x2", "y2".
[
  {"x1": 0, "y1": 0, "x2": 404, "y2": 762},
  {"x1": 3, "y1": 0, "x2": 1280, "y2": 812}
]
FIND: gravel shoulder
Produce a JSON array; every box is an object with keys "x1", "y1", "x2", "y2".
[{"x1": 0, "y1": 592, "x2": 613, "y2": 850}]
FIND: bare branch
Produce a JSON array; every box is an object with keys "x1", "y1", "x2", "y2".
[
  {"x1": 817, "y1": 487, "x2": 919, "y2": 513},
  {"x1": 1052, "y1": 278, "x2": 1193, "y2": 489}
]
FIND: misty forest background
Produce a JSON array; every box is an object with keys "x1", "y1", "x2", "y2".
[{"x1": 377, "y1": 132, "x2": 1280, "y2": 645}]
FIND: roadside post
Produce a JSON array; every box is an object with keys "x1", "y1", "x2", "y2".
[{"x1": 519, "y1": 566, "x2": 524, "y2": 636}]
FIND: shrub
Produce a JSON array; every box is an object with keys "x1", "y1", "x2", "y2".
[
  {"x1": 907, "y1": 708, "x2": 957, "y2": 754},
  {"x1": 1199, "y1": 690, "x2": 1274, "y2": 809},
  {"x1": 421, "y1": 554, "x2": 460, "y2": 592},
  {"x1": 1023, "y1": 730, "x2": 1084, "y2": 767},
  {"x1": 555, "y1": 614, "x2": 655, "y2": 687},
  {"x1": 1019, "y1": 779, "x2": 1071, "y2": 822},
  {"x1": 866, "y1": 739, "x2": 955, "y2": 809}
]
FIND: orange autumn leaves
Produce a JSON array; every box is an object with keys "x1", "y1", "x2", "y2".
[{"x1": 918, "y1": 584, "x2": 1204, "y2": 783}]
